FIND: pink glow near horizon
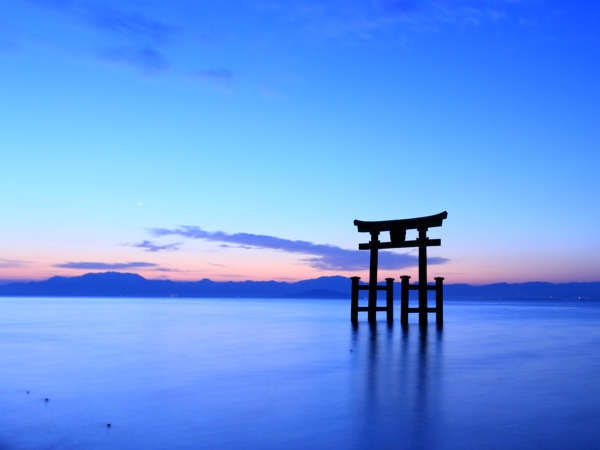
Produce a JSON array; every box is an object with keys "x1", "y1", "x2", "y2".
[{"x1": 3, "y1": 256, "x2": 599, "y2": 285}]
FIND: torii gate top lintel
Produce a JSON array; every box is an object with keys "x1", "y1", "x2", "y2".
[
  {"x1": 353, "y1": 211, "x2": 447, "y2": 234},
  {"x1": 353, "y1": 211, "x2": 447, "y2": 250}
]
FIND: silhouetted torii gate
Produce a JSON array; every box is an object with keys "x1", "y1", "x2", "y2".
[{"x1": 351, "y1": 211, "x2": 448, "y2": 326}]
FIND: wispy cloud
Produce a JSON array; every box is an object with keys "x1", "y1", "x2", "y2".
[
  {"x1": 259, "y1": 86, "x2": 286, "y2": 99},
  {"x1": 85, "y1": 6, "x2": 179, "y2": 45},
  {"x1": 377, "y1": 0, "x2": 419, "y2": 16},
  {"x1": 130, "y1": 240, "x2": 182, "y2": 252},
  {"x1": 98, "y1": 46, "x2": 169, "y2": 74},
  {"x1": 19, "y1": 0, "x2": 241, "y2": 79},
  {"x1": 25, "y1": 0, "x2": 178, "y2": 44},
  {"x1": 193, "y1": 68, "x2": 235, "y2": 90},
  {"x1": 264, "y1": 0, "x2": 523, "y2": 42},
  {"x1": 0, "y1": 40, "x2": 17, "y2": 54},
  {"x1": 0, "y1": 259, "x2": 31, "y2": 268},
  {"x1": 0, "y1": 24, "x2": 18, "y2": 54},
  {"x1": 15, "y1": 0, "x2": 535, "y2": 84},
  {"x1": 55, "y1": 261, "x2": 158, "y2": 270},
  {"x1": 149, "y1": 226, "x2": 448, "y2": 271},
  {"x1": 219, "y1": 244, "x2": 254, "y2": 250},
  {"x1": 22, "y1": 0, "x2": 178, "y2": 74},
  {"x1": 25, "y1": 0, "x2": 71, "y2": 8}
]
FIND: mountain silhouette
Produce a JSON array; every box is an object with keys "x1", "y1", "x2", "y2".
[{"x1": 0, "y1": 272, "x2": 598, "y2": 299}]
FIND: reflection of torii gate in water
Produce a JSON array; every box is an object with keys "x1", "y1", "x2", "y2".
[{"x1": 351, "y1": 211, "x2": 448, "y2": 326}]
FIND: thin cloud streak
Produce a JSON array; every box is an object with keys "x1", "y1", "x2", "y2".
[
  {"x1": 131, "y1": 240, "x2": 182, "y2": 252},
  {"x1": 15, "y1": 0, "x2": 532, "y2": 82},
  {"x1": 23, "y1": 0, "x2": 179, "y2": 74},
  {"x1": 55, "y1": 261, "x2": 158, "y2": 270},
  {"x1": 149, "y1": 226, "x2": 448, "y2": 271},
  {"x1": 86, "y1": 6, "x2": 179, "y2": 44},
  {"x1": 25, "y1": 0, "x2": 179, "y2": 44},
  {"x1": 265, "y1": 0, "x2": 522, "y2": 42},
  {"x1": 193, "y1": 68, "x2": 235, "y2": 90},
  {"x1": 98, "y1": 46, "x2": 169, "y2": 74},
  {"x1": 378, "y1": 0, "x2": 419, "y2": 15},
  {"x1": 0, "y1": 259, "x2": 31, "y2": 268}
]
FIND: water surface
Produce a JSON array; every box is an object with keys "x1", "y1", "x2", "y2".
[{"x1": 0, "y1": 297, "x2": 599, "y2": 449}]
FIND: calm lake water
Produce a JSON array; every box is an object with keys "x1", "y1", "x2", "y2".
[{"x1": 0, "y1": 297, "x2": 599, "y2": 449}]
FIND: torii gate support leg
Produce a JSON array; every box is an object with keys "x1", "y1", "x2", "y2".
[
  {"x1": 435, "y1": 277, "x2": 444, "y2": 325},
  {"x1": 368, "y1": 232, "x2": 379, "y2": 323},
  {"x1": 418, "y1": 228, "x2": 428, "y2": 326},
  {"x1": 400, "y1": 275, "x2": 410, "y2": 326},
  {"x1": 351, "y1": 276, "x2": 360, "y2": 322},
  {"x1": 385, "y1": 278, "x2": 394, "y2": 322}
]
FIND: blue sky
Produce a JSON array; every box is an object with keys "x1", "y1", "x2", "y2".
[{"x1": 1, "y1": 0, "x2": 599, "y2": 284}]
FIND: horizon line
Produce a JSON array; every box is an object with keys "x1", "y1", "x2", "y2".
[{"x1": 1, "y1": 271, "x2": 599, "y2": 287}]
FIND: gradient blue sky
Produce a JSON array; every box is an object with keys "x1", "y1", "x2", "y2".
[{"x1": 1, "y1": 0, "x2": 599, "y2": 284}]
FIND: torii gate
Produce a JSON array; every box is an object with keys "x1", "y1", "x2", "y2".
[{"x1": 351, "y1": 211, "x2": 448, "y2": 325}]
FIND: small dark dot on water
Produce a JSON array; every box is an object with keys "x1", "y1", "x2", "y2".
[
  {"x1": 350, "y1": 349, "x2": 353, "y2": 352},
  {"x1": 26, "y1": 391, "x2": 29, "y2": 394},
  {"x1": 44, "y1": 398, "x2": 49, "y2": 402},
  {"x1": 107, "y1": 424, "x2": 111, "y2": 428}
]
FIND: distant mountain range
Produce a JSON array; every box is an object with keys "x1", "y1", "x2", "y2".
[{"x1": 0, "y1": 272, "x2": 599, "y2": 300}]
